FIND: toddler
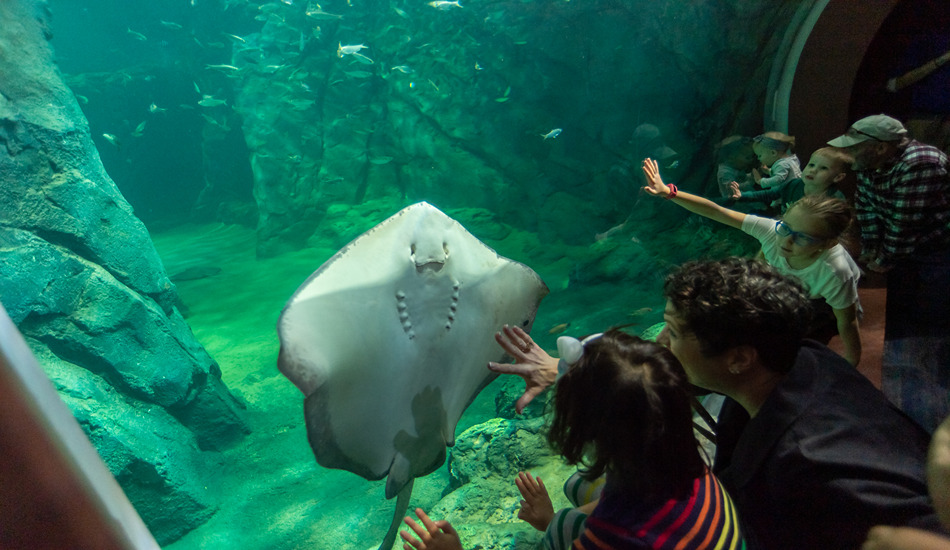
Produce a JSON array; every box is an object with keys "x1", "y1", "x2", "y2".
[
  {"x1": 753, "y1": 131, "x2": 801, "y2": 189},
  {"x1": 731, "y1": 147, "x2": 851, "y2": 214}
]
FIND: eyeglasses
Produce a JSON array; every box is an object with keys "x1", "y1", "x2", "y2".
[
  {"x1": 847, "y1": 127, "x2": 883, "y2": 142},
  {"x1": 774, "y1": 221, "x2": 821, "y2": 246}
]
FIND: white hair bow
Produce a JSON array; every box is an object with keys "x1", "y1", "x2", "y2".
[{"x1": 555, "y1": 333, "x2": 603, "y2": 379}]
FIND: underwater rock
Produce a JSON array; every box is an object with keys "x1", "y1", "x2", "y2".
[
  {"x1": 447, "y1": 416, "x2": 550, "y2": 489},
  {"x1": 434, "y1": 416, "x2": 575, "y2": 549},
  {"x1": 494, "y1": 376, "x2": 551, "y2": 420},
  {"x1": 0, "y1": 0, "x2": 247, "y2": 541},
  {"x1": 568, "y1": 237, "x2": 661, "y2": 285},
  {"x1": 230, "y1": 0, "x2": 801, "y2": 257},
  {"x1": 34, "y1": 343, "x2": 216, "y2": 544}
]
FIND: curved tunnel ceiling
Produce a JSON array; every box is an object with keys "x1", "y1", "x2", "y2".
[{"x1": 770, "y1": 0, "x2": 901, "y2": 158}]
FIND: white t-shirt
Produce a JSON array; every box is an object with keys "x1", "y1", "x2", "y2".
[
  {"x1": 742, "y1": 214, "x2": 861, "y2": 310},
  {"x1": 759, "y1": 155, "x2": 802, "y2": 189}
]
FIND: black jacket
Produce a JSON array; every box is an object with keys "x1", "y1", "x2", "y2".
[{"x1": 713, "y1": 341, "x2": 943, "y2": 549}]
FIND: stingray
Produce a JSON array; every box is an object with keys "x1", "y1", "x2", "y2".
[{"x1": 277, "y1": 202, "x2": 548, "y2": 549}]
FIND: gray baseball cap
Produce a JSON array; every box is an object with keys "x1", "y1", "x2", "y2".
[{"x1": 828, "y1": 114, "x2": 908, "y2": 147}]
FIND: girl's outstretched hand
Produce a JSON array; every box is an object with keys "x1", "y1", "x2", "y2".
[
  {"x1": 641, "y1": 158, "x2": 670, "y2": 196},
  {"x1": 400, "y1": 508, "x2": 463, "y2": 550},
  {"x1": 515, "y1": 471, "x2": 554, "y2": 532},
  {"x1": 487, "y1": 325, "x2": 558, "y2": 414}
]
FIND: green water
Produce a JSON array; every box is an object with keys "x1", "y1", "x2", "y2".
[
  {"x1": 33, "y1": 0, "x2": 762, "y2": 546},
  {"x1": 147, "y1": 196, "x2": 747, "y2": 548}
]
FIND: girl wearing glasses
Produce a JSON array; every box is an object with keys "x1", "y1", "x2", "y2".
[{"x1": 641, "y1": 158, "x2": 862, "y2": 366}]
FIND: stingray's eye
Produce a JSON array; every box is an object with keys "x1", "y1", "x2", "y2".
[
  {"x1": 443, "y1": 242, "x2": 449, "y2": 256},
  {"x1": 522, "y1": 319, "x2": 530, "y2": 327},
  {"x1": 410, "y1": 244, "x2": 416, "y2": 256}
]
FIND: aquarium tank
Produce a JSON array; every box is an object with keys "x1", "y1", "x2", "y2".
[{"x1": 0, "y1": 0, "x2": 924, "y2": 548}]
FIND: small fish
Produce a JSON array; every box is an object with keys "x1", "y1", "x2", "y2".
[
  {"x1": 548, "y1": 323, "x2": 571, "y2": 335},
  {"x1": 127, "y1": 28, "x2": 147, "y2": 41},
  {"x1": 102, "y1": 133, "x2": 120, "y2": 147},
  {"x1": 148, "y1": 102, "x2": 166, "y2": 113},
  {"x1": 629, "y1": 307, "x2": 653, "y2": 317},
  {"x1": 428, "y1": 0, "x2": 462, "y2": 9},
  {"x1": 198, "y1": 94, "x2": 227, "y2": 107},
  {"x1": 541, "y1": 128, "x2": 562, "y2": 140},
  {"x1": 393, "y1": 5, "x2": 409, "y2": 18},
  {"x1": 193, "y1": 81, "x2": 202, "y2": 94},
  {"x1": 131, "y1": 121, "x2": 147, "y2": 137},
  {"x1": 306, "y1": 3, "x2": 344, "y2": 19},
  {"x1": 370, "y1": 156, "x2": 393, "y2": 165},
  {"x1": 337, "y1": 43, "x2": 368, "y2": 57},
  {"x1": 75, "y1": 94, "x2": 89, "y2": 105},
  {"x1": 206, "y1": 64, "x2": 241, "y2": 72},
  {"x1": 223, "y1": 33, "x2": 246, "y2": 44},
  {"x1": 160, "y1": 20, "x2": 183, "y2": 30},
  {"x1": 474, "y1": 62, "x2": 483, "y2": 71},
  {"x1": 287, "y1": 99, "x2": 315, "y2": 110},
  {"x1": 391, "y1": 65, "x2": 413, "y2": 74},
  {"x1": 200, "y1": 113, "x2": 231, "y2": 131},
  {"x1": 350, "y1": 52, "x2": 374, "y2": 65}
]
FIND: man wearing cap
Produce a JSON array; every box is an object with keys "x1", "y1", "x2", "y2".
[{"x1": 829, "y1": 114, "x2": 950, "y2": 433}]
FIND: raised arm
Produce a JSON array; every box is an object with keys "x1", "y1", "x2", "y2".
[{"x1": 642, "y1": 158, "x2": 746, "y2": 229}]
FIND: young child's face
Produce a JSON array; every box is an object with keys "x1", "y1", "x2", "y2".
[
  {"x1": 753, "y1": 143, "x2": 782, "y2": 167},
  {"x1": 801, "y1": 153, "x2": 845, "y2": 192}
]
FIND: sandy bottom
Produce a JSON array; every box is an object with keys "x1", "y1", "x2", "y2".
[{"x1": 151, "y1": 215, "x2": 669, "y2": 550}]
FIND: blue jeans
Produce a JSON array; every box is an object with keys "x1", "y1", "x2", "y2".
[{"x1": 882, "y1": 246, "x2": 950, "y2": 433}]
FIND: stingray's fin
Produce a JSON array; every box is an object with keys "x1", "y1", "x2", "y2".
[{"x1": 378, "y1": 479, "x2": 414, "y2": 550}]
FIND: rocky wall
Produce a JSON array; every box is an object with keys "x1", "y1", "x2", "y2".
[
  {"x1": 0, "y1": 0, "x2": 248, "y2": 543},
  {"x1": 223, "y1": 0, "x2": 805, "y2": 255}
]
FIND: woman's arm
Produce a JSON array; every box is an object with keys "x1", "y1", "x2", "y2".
[
  {"x1": 833, "y1": 303, "x2": 862, "y2": 366},
  {"x1": 642, "y1": 159, "x2": 746, "y2": 229}
]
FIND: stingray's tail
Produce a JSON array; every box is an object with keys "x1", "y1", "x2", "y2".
[{"x1": 378, "y1": 480, "x2": 414, "y2": 550}]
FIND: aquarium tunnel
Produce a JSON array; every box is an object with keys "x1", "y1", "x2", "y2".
[{"x1": 0, "y1": 0, "x2": 946, "y2": 548}]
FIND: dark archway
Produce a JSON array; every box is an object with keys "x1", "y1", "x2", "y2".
[
  {"x1": 783, "y1": 0, "x2": 950, "y2": 158},
  {"x1": 784, "y1": 1, "x2": 900, "y2": 160},
  {"x1": 851, "y1": 0, "x2": 950, "y2": 151}
]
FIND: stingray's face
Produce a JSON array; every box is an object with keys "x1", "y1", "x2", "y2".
[
  {"x1": 410, "y1": 240, "x2": 449, "y2": 273},
  {"x1": 408, "y1": 212, "x2": 456, "y2": 275}
]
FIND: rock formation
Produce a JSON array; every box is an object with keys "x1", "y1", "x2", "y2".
[
  {"x1": 0, "y1": 0, "x2": 247, "y2": 543},
  {"x1": 223, "y1": 0, "x2": 803, "y2": 256}
]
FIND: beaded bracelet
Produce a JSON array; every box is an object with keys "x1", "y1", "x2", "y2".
[{"x1": 666, "y1": 183, "x2": 678, "y2": 199}]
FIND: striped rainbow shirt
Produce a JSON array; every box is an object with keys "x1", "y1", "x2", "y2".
[{"x1": 573, "y1": 469, "x2": 746, "y2": 550}]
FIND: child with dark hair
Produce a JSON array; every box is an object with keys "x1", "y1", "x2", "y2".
[
  {"x1": 400, "y1": 331, "x2": 746, "y2": 550},
  {"x1": 716, "y1": 135, "x2": 759, "y2": 197}
]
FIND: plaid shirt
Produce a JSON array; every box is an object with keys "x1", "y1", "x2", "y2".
[{"x1": 855, "y1": 140, "x2": 950, "y2": 268}]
